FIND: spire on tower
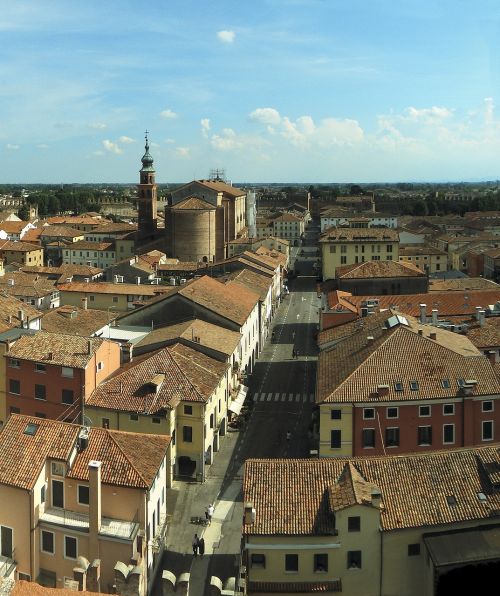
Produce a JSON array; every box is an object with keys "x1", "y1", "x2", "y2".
[{"x1": 141, "y1": 130, "x2": 154, "y2": 172}]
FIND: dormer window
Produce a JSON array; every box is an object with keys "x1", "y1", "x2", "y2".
[
  {"x1": 394, "y1": 382, "x2": 403, "y2": 392},
  {"x1": 457, "y1": 378, "x2": 465, "y2": 388},
  {"x1": 441, "y1": 379, "x2": 451, "y2": 389},
  {"x1": 409, "y1": 381, "x2": 419, "y2": 391}
]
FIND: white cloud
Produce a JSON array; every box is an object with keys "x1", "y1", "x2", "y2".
[
  {"x1": 165, "y1": 138, "x2": 175, "y2": 144},
  {"x1": 102, "y1": 139, "x2": 123, "y2": 154},
  {"x1": 37, "y1": 143, "x2": 49, "y2": 149},
  {"x1": 119, "y1": 135, "x2": 135, "y2": 144},
  {"x1": 484, "y1": 97, "x2": 495, "y2": 124},
  {"x1": 175, "y1": 147, "x2": 190, "y2": 158},
  {"x1": 211, "y1": 128, "x2": 240, "y2": 151},
  {"x1": 6, "y1": 144, "x2": 19, "y2": 150},
  {"x1": 201, "y1": 118, "x2": 211, "y2": 138},
  {"x1": 160, "y1": 108, "x2": 178, "y2": 119},
  {"x1": 89, "y1": 122, "x2": 107, "y2": 129},
  {"x1": 249, "y1": 107, "x2": 281, "y2": 126},
  {"x1": 280, "y1": 115, "x2": 364, "y2": 148},
  {"x1": 405, "y1": 106, "x2": 453, "y2": 122},
  {"x1": 217, "y1": 30, "x2": 235, "y2": 43}
]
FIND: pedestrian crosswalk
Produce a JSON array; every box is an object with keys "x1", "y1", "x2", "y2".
[{"x1": 252, "y1": 392, "x2": 316, "y2": 403}]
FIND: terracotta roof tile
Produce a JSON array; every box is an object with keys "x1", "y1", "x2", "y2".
[
  {"x1": 317, "y1": 322, "x2": 498, "y2": 404},
  {"x1": 319, "y1": 228, "x2": 398, "y2": 243},
  {"x1": 0, "y1": 414, "x2": 169, "y2": 491},
  {"x1": 11, "y1": 580, "x2": 101, "y2": 595},
  {"x1": 0, "y1": 294, "x2": 41, "y2": 332},
  {"x1": 68, "y1": 240, "x2": 114, "y2": 251},
  {"x1": 467, "y1": 318, "x2": 500, "y2": 349},
  {"x1": 335, "y1": 260, "x2": 425, "y2": 279},
  {"x1": 172, "y1": 196, "x2": 216, "y2": 210},
  {"x1": 429, "y1": 278, "x2": 500, "y2": 292},
  {"x1": 58, "y1": 281, "x2": 172, "y2": 296},
  {"x1": 87, "y1": 343, "x2": 229, "y2": 413},
  {"x1": 195, "y1": 179, "x2": 246, "y2": 198},
  {"x1": 40, "y1": 226, "x2": 84, "y2": 238},
  {"x1": 7, "y1": 331, "x2": 108, "y2": 368},
  {"x1": 41, "y1": 306, "x2": 112, "y2": 336},
  {"x1": 243, "y1": 446, "x2": 500, "y2": 535},
  {"x1": 225, "y1": 268, "x2": 272, "y2": 301},
  {"x1": 0, "y1": 240, "x2": 42, "y2": 252},
  {"x1": 178, "y1": 275, "x2": 259, "y2": 326}
]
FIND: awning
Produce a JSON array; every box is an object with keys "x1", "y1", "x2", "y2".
[
  {"x1": 228, "y1": 385, "x2": 248, "y2": 415},
  {"x1": 424, "y1": 526, "x2": 500, "y2": 570}
]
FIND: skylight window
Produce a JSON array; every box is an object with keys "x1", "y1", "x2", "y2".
[
  {"x1": 457, "y1": 378, "x2": 466, "y2": 388},
  {"x1": 410, "y1": 381, "x2": 419, "y2": 391},
  {"x1": 441, "y1": 379, "x2": 451, "y2": 389},
  {"x1": 477, "y1": 492, "x2": 487, "y2": 502},
  {"x1": 24, "y1": 423, "x2": 39, "y2": 436},
  {"x1": 394, "y1": 382, "x2": 403, "y2": 391},
  {"x1": 446, "y1": 495, "x2": 457, "y2": 506}
]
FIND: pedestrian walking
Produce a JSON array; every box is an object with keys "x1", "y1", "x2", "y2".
[
  {"x1": 207, "y1": 503, "x2": 214, "y2": 525},
  {"x1": 205, "y1": 509, "x2": 209, "y2": 524},
  {"x1": 292, "y1": 348, "x2": 296, "y2": 359},
  {"x1": 192, "y1": 534, "x2": 199, "y2": 557},
  {"x1": 199, "y1": 536, "x2": 205, "y2": 556}
]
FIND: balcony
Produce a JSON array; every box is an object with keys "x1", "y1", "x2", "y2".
[{"x1": 40, "y1": 508, "x2": 139, "y2": 541}]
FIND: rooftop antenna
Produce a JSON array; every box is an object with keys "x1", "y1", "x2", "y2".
[{"x1": 209, "y1": 168, "x2": 226, "y2": 182}]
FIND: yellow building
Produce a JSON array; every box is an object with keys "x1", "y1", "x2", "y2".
[
  {"x1": 58, "y1": 281, "x2": 171, "y2": 311},
  {"x1": 0, "y1": 241, "x2": 44, "y2": 267},
  {"x1": 243, "y1": 446, "x2": 500, "y2": 596},
  {"x1": 399, "y1": 245, "x2": 447, "y2": 274},
  {"x1": 0, "y1": 414, "x2": 170, "y2": 593},
  {"x1": 85, "y1": 342, "x2": 231, "y2": 483},
  {"x1": 319, "y1": 228, "x2": 399, "y2": 281}
]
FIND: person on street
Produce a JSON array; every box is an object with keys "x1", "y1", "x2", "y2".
[
  {"x1": 292, "y1": 348, "x2": 296, "y2": 359},
  {"x1": 199, "y1": 536, "x2": 205, "y2": 556},
  {"x1": 192, "y1": 534, "x2": 199, "y2": 556},
  {"x1": 207, "y1": 503, "x2": 214, "y2": 525}
]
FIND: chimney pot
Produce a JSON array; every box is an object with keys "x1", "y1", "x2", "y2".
[
  {"x1": 488, "y1": 350, "x2": 496, "y2": 365},
  {"x1": 479, "y1": 310, "x2": 486, "y2": 327},
  {"x1": 367, "y1": 336, "x2": 374, "y2": 343},
  {"x1": 476, "y1": 306, "x2": 482, "y2": 321},
  {"x1": 418, "y1": 329, "x2": 423, "y2": 336},
  {"x1": 87, "y1": 339, "x2": 92, "y2": 355},
  {"x1": 431, "y1": 308, "x2": 438, "y2": 325},
  {"x1": 81, "y1": 297, "x2": 88, "y2": 311},
  {"x1": 419, "y1": 303, "x2": 427, "y2": 324},
  {"x1": 429, "y1": 332, "x2": 437, "y2": 340}
]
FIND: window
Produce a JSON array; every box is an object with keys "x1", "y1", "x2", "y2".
[
  {"x1": 112, "y1": 296, "x2": 119, "y2": 303},
  {"x1": 418, "y1": 426, "x2": 432, "y2": 446},
  {"x1": 330, "y1": 430, "x2": 341, "y2": 449},
  {"x1": 348, "y1": 516, "x2": 360, "y2": 532},
  {"x1": 394, "y1": 382, "x2": 403, "y2": 391},
  {"x1": 41, "y1": 530, "x2": 54, "y2": 554},
  {"x1": 102, "y1": 418, "x2": 109, "y2": 429},
  {"x1": 89, "y1": 295, "x2": 95, "y2": 302},
  {"x1": 251, "y1": 554, "x2": 266, "y2": 568},
  {"x1": 184, "y1": 405, "x2": 193, "y2": 415},
  {"x1": 363, "y1": 408, "x2": 375, "y2": 419},
  {"x1": 96, "y1": 361, "x2": 104, "y2": 372},
  {"x1": 443, "y1": 404, "x2": 454, "y2": 416},
  {"x1": 410, "y1": 381, "x2": 419, "y2": 391},
  {"x1": 329, "y1": 245, "x2": 336, "y2": 253},
  {"x1": 340, "y1": 256, "x2": 347, "y2": 264},
  {"x1": 64, "y1": 536, "x2": 77, "y2": 560},
  {"x1": 419, "y1": 405, "x2": 431, "y2": 417},
  {"x1": 443, "y1": 424, "x2": 455, "y2": 444},
  {"x1": 61, "y1": 367, "x2": 73, "y2": 378},
  {"x1": 8, "y1": 359, "x2": 20, "y2": 368},
  {"x1": 183, "y1": 426, "x2": 193, "y2": 443},
  {"x1": 386, "y1": 427, "x2": 400, "y2": 447},
  {"x1": 362, "y1": 428, "x2": 375, "y2": 448},
  {"x1": 35, "y1": 363, "x2": 46, "y2": 373},
  {"x1": 341, "y1": 245, "x2": 347, "y2": 253},
  {"x1": 482, "y1": 421, "x2": 494, "y2": 441},
  {"x1": 386, "y1": 407, "x2": 398, "y2": 419},
  {"x1": 331, "y1": 409, "x2": 341, "y2": 420},
  {"x1": 130, "y1": 413, "x2": 139, "y2": 421},
  {"x1": 41, "y1": 484, "x2": 46, "y2": 503},
  {"x1": 9, "y1": 379, "x2": 20, "y2": 395},
  {"x1": 35, "y1": 384, "x2": 46, "y2": 401},
  {"x1": 61, "y1": 389, "x2": 74, "y2": 405},
  {"x1": 314, "y1": 553, "x2": 328, "y2": 572},
  {"x1": 152, "y1": 417, "x2": 161, "y2": 424},
  {"x1": 408, "y1": 543, "x2": 421, "y2": 556},
  {"x1": 347, "y1": 551, "x2": 362, "y2": 569},
  {"x1": 77, "y1": 485, "x2": 89, "y2": 506},
  {"x1": 457, "y1": 378, "x2": 465, "y2": 388},
  {"x1": 52, "y1": 480, "x2": 64, "y2": 508},
  {"x1": 446, "y1": 495, "x2": 457, "y2": 506},
  {"x1": 482, "y1": 401, "x2": 494, "y2": 412},
  {"x1": 285, "y1": 554, "x2": 298, "y2": 572}
]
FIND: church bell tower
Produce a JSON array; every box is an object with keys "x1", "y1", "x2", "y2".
[{"x1": 137, "y1": 131, "x2": 158, "y2": 240}]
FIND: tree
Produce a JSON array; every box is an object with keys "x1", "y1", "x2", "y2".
[
  {"x1": 412, "y1": 200, "x2": 428, "y2": 216},
  {"x1": 17, "y1": 205, "x2": 30, "y2": 221}
]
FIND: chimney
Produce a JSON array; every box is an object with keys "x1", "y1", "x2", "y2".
[
  {"x1": 87, "y1": 339, "x2": 92, "y2": 355},
  {"x1": 7, "y1": 315, "x2": 12, "y2": 324},
  {"x1": 121, "y1": 343, "x2": 133, "y2": 364},
  {"x1": 88, "y1": 460, "x2": 102, "y2": 562},
  {"x1": 7, "y1": 278, "x2": 14, "y2": 287},
  {"x1": 48, "y1": 352, "x2": 53, "y2": 360},
  {"x1": 371, "y1": 488, "x2": 382, "y2": 509},
  {"x1": 488, "y1": 350, "x2": 496, "y2": 365},
  {"x1": 367, "y1": 336, "x2": 374, "y2": 343},
  {"x1": 361, "y1": 307, "x2": 368, "y2": 318},
  {"x1": 244, "y1": 502, "x2": 256, "y2": 525},
  {"x1": 136, "y1": 276, "x2": 141, "y2": 285},
  {"x1": 479, "y1": 310, "x2": 486, "y2": 327},
  {"x1": 377, "y1": 384, "x2": 389, "y2": 397},
  {"x1": 18, "y1": 309, "x2": 24, "y2": 327},
  {"x1": 431, "y1": 309, "x2": 438, "y2": 325},
  {"x1": 81, "y1": 297, "x2": 88, "y2": 311},
  {"x1": 429, "y1": 332, "x2": 437, "y2": 340},
  {"x1": 419, "y1": 303, "x2": 427, "y2": 324},
  {"x1": 418, "y1": 329, "x2": 423, "y2": 336},
  {"x1": 476, "y1": 306, "x2": 482, "y2": 321}
]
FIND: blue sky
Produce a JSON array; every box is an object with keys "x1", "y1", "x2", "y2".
[{"x1": 1, "y1": 0, "x2": 500, "y2": 183}]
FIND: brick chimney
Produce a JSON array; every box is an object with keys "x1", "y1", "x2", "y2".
[
  {"x1": 81, "y1": 297, "x2": 88, "y2": 311},
  {"x1": 488, "y1": 350, "x2": 496, "y2": 365},
  {"x1": 419, "y1": 303, "x2": 427, "y2": 323},
  {"x1": 89, "y1": 460, "x2": 102, "y2": 563},
  {"x1": 431, "y1": 309, "x2": 438, "y2": 325}
]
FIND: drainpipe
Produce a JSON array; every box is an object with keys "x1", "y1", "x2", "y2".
[{"x1": 379, "y1": 528, "x2": 384, "y2": 596}]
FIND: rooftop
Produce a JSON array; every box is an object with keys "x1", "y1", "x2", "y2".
[
  {"x1": 58, "y1": 281, "x2": 172, "y2": 296},
  {"x1": 243, "y1": 446, "x2": 500, "y2": 535},
  {"x1": 335, "y1": 260, "x2": 425, "y2": 279},
  {"x1": 41, "y1": 306, "x2": 113, "y2": 336},
  {"x1": 0, "y1": 240, "x2": 42, "y2": 253},
  {"x1": 319, "y1": 228, "x2": 399, "y2": 243},
  {"x1": 171, "y1": 196, "x2": 216, "y2": 210},
  {"x1": 7, "y1": 331, "x2": 108, "y2": 368},
  {"x1": 429, "y1": 278, "x2": 500, "y2": 292},
  {"x1": 0, "y1": 414, "x2": 170, "y2": 490}
]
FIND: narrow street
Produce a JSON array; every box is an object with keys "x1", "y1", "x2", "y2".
[{"x1": 160, "y1": 224, "x2": 320, "y2": 595}]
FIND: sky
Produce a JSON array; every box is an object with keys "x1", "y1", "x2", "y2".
[{"x1": 1, "y1": 0, "x2": 500, "y2": 183}]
